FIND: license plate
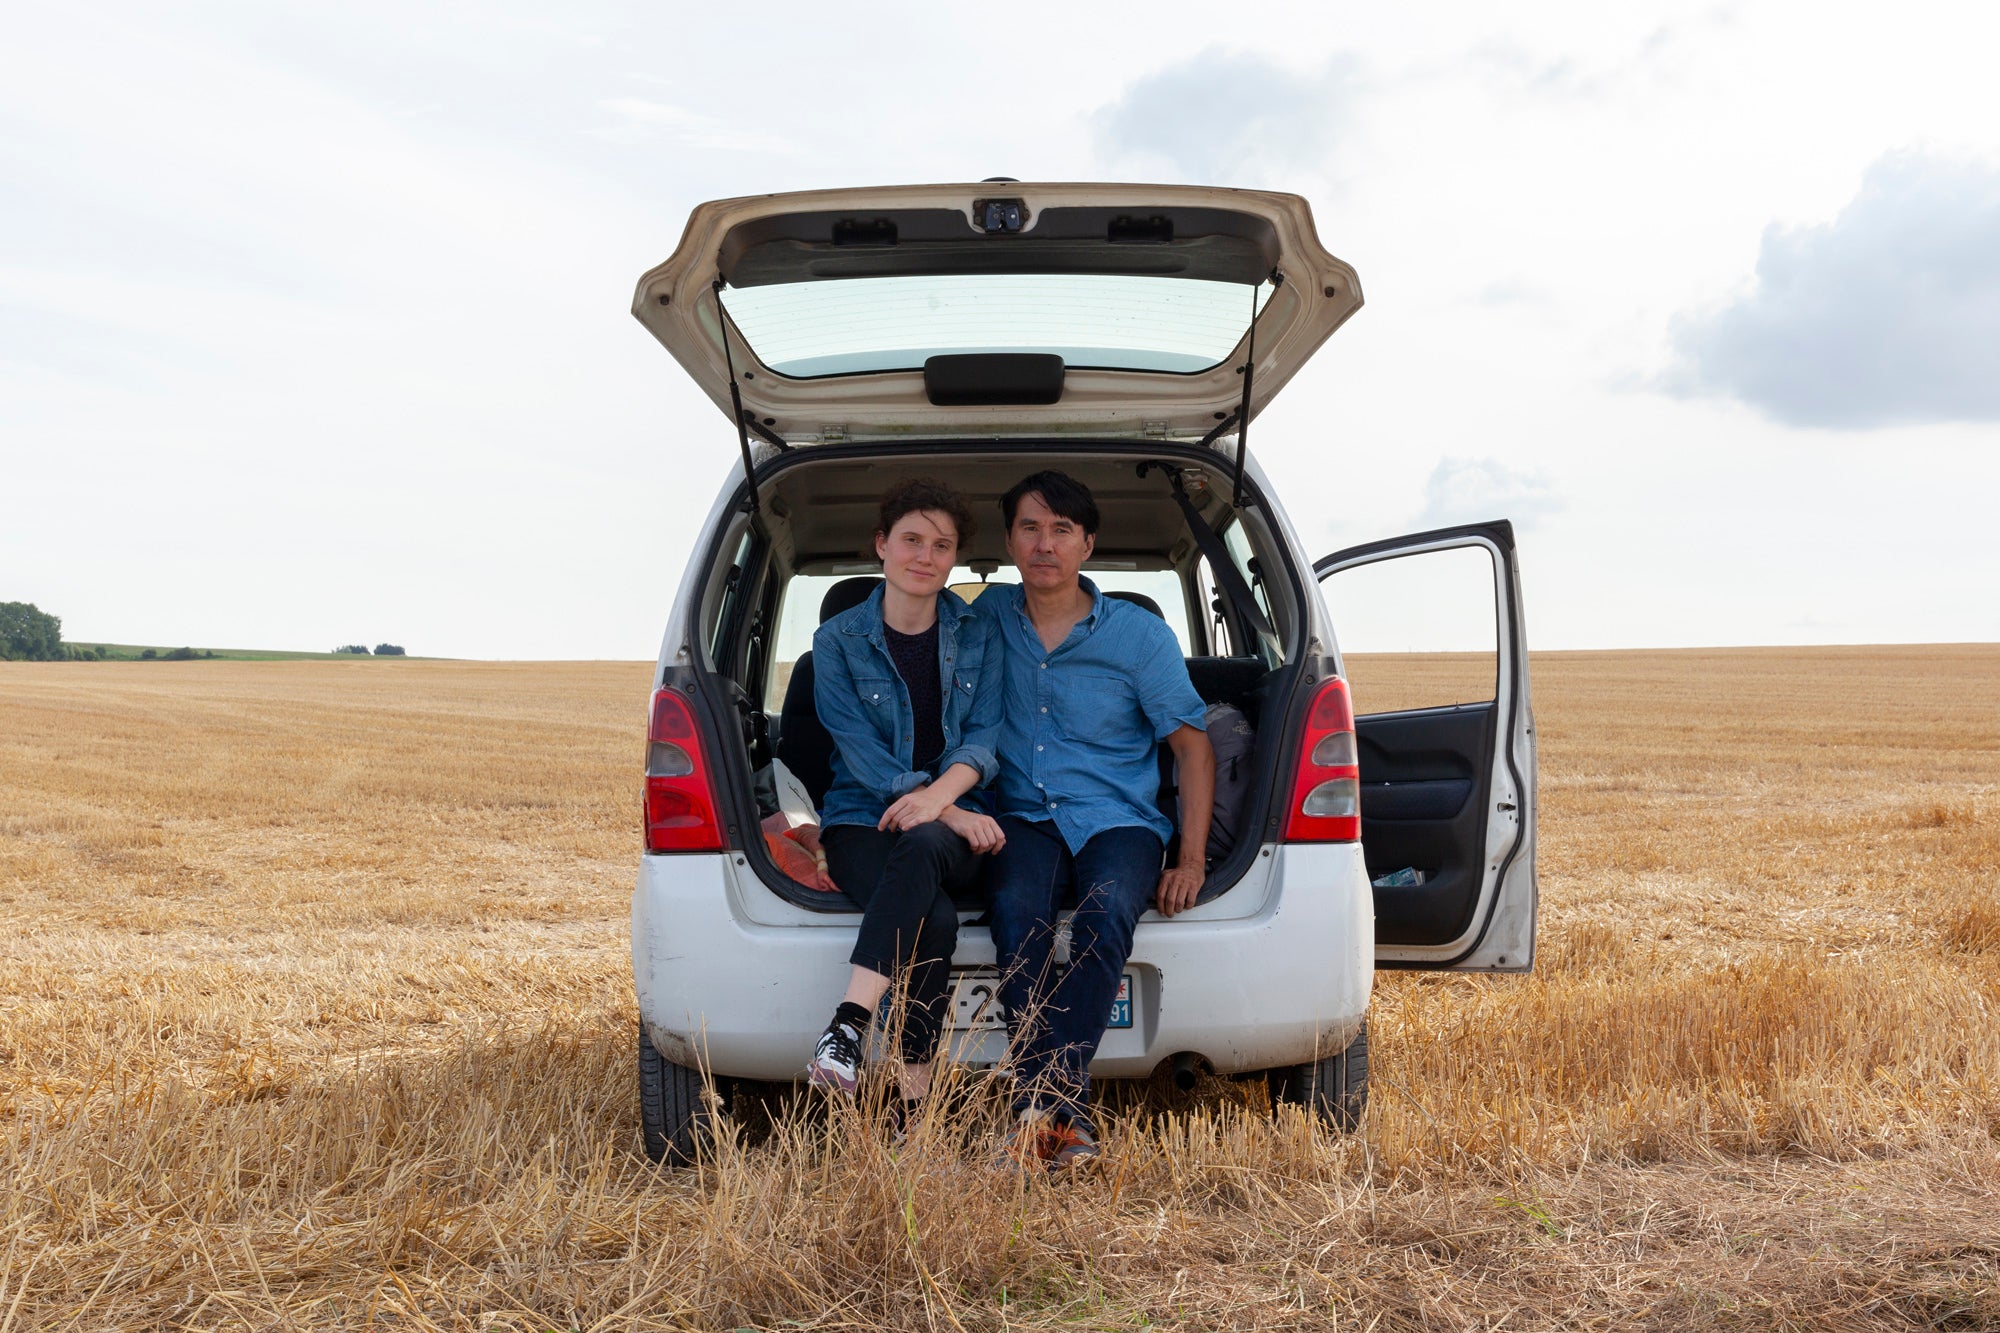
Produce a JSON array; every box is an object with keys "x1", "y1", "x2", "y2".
[{"x1": 948, "y1": 971, "x2": 1133, "y2": 1030}]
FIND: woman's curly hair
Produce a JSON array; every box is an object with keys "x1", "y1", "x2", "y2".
[{"x1": 877, "y1": 477, "x2": 975, "y2": 545}]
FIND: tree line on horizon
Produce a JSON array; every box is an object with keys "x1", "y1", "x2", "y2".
[
  {"x1": 2, "y1": 602, "x2": 408, "y2": 661},
  {"x1": 1, "y1": 602, "x2": 71, "y2": 660}
]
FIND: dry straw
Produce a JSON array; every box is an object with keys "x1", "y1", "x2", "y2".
[{"x1": 2, "y1": 647, "x2": 1996, "y2": 1329}]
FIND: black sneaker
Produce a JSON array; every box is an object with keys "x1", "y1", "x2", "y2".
[{"x1": 806, "y1": 1020, "x2": 863, "y2": 1094}]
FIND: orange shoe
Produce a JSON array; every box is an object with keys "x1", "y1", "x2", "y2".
[
  {"x1": 1044, "y1": 1121, "x2": 1101, "y2": 1172},
  {"x1": 994, "y1": 1112, "x2": 1055, "y2": 1173}
]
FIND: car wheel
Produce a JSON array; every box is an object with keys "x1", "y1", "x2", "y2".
[
  {"x1": 638, "y1": 1023, "x2": 722, "y2": 1164},
  {"x1": 1269, "y1": 1020, "x2": 1369, "y2": 1131}
]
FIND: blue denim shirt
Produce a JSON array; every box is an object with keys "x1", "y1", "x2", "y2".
[
  {"x1": 993, "y1": 578, "x2": 1207, "y2": 850},
  {"x1": 814, "y1": 585, "x2": 1003, "y2": 830}
]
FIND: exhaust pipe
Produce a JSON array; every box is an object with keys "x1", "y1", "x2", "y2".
[{"x1": 1171, "y1": 1052, "x2": 1200, "y2": 1091}]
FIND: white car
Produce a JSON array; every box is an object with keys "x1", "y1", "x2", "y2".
[{"x1": 629, "y1": 182, "x2": 1537, "y2": 1162}]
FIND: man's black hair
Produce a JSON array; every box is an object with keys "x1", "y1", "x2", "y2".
[{"x1": 999, "y1": 470, "x2": 1100, "y2": 537}]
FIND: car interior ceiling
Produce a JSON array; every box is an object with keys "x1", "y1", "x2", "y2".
[{"x1": 706, "y1": 448, "x2": 1301, "y2": 908}]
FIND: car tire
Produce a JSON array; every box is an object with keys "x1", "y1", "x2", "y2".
[
  {"x1": 638, "y1": 1023, "x2": 721, "y2": 1164},
  {"x1": 1269, "y1": 1020, "x2": 1369, "y2": 1131}
]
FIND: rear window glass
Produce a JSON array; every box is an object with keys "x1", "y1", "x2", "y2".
[{"x1": 722, "y1": 275, "x2": 1272, "y2": 379}]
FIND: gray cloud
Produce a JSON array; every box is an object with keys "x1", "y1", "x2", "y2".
[
  {"x1": 1092, "y1": 48, "x2": 1363, "y2": 187},
  {"x1": 1416, "y1": 456, "x2": 1564, "y2": 532},
  {"x1": 1668, "y1": 152, "x2": 2000, "y2": 429}
]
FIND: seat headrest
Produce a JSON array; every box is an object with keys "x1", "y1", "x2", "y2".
[
  {"x1": 1104, "y1": 589, "x2": 1165, "y2": 619},
  {"x1": 820, "y1": 576, "x2": 883, "y2": 624}
]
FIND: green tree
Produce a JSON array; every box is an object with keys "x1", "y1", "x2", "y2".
[
  {"x1": 335, "y1": 644, "x2": 371, "y2": 655},
  {"x1": 0, "y1": 602, "x2": 63, "y2": 661},
  {"x1": 373, "y1": 643, "x2": 406, "y2": 656}
]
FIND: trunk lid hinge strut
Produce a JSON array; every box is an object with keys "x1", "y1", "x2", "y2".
[
  {"x1": 1231, "y1": 272, "x2": 1276, "y2": 508},
  {"x1": 713, "y1": 279, "x2": 790, "y2": 515}
]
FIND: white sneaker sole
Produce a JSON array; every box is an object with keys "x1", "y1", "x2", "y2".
[{"x1": 807, "y1": 1062, "x2": 858, "y2": 1095}]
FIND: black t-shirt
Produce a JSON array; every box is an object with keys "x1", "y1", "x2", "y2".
[{"x1": 882, "y1": 620, "x2": 945, "y2": 776}]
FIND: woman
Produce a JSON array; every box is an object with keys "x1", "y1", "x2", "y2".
[{"x1": 807, "y1": 478, "x2": 1006, "y2": 1117}]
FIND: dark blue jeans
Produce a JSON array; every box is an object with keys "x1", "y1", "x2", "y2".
[{"x1": 987, "y1": 817, "x2": 1163, "y2": 1133}]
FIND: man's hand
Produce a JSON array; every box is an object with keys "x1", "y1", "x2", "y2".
[
  {"x1": 939, "y1": 805, "x2": 1007, "y2": 854},
  {"x1": 1158, "y1": 723, "x2": 1214, "y2": 918},
  {"x1": 1154, "y1": 864, "x2": 1204, "y2": 917},
  {"x1": 879, "y1": 783, "x2": 953, "y2": 832}
]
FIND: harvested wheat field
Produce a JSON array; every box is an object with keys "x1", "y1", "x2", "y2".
[{"x1": 2, "y1": 647, "x2": 1996, "y2": 1330}]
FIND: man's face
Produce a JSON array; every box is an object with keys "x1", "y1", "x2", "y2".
[{"x1": 1006, "y1": 490, "x2": 1095, "y2": 593}]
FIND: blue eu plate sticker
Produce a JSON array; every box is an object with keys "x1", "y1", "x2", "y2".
[{"x1": 1107, "y1": 974, "x2": 1133, "y2": 1029}]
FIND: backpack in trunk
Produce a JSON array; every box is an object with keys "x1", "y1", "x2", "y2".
[{"x1": 1161, "y1": 700, "x2": 1257, "y2": 867}]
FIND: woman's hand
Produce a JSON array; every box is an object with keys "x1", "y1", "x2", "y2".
[
  {"x1": 791, "y1": 824, "x2": 841, "y2": 894},
  {"x1": 939, "y1": 805, "x2": 1007, "y2": 854},
  {"x1": 878, "y1": 783, "x2": 954, "y2": 832}
]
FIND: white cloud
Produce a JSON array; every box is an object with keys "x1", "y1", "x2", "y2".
[
  {"x1": 1091, "y1": 48, "x2": 1366, "y2": 188},
  {"x1": 1667, "y1": 151, "x2": 2000, "y2": 429},
  {"x1": 1415, "y1": 456, "x2": 1564, "y2": 532}
]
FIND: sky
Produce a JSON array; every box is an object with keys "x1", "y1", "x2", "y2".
[{"x1": 4, "y1": 1, "x2": 1998, "y2": 660}]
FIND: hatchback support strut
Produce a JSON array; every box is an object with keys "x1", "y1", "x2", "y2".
[
  {"x1": 1230, "y1": 273, "x2": 1276, "y2": 509},
  {"x1": 712, "y1": 280, "x2": 790, "y2": 515}
]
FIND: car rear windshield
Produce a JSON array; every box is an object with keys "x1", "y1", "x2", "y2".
[{"x1": 721, "y1": 274, "x2": 1273, "y2": 379}]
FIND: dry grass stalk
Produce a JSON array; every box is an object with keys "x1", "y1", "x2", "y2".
[{"x1": 2, "y1": 649, "x2": 1997, "y2": 1329}]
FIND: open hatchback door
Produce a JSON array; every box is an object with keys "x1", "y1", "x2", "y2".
[
  {"x1": 631, "y1": 182, "x2": 1362, "y2": 444},
  {"x1": 1316, "y1": 522, "x2": 1538, "y2": 972}
]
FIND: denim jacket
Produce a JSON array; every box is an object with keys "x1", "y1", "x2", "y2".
[{"x1": 813, "y1": 585, "x2": 1003, "y2": 830}]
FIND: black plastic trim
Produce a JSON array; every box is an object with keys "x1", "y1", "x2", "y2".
[
  {"x1": 923, "y1": 353, "x2": 1065, "y2": 406},
  {"x1": 719, "y1": 206, "x2": 1282, "y2": 287}
]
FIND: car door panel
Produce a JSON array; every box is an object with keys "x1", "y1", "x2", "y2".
[
  {"x1": 1315, "y1": 521, "x2": 1537, "y2": 972},
  {"x1": 1353, "y1": 704, "x2": 1491, "y2": 943}
]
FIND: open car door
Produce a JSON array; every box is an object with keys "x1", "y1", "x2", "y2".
[{"x1": 1314, "y1": 521, "x2": 1537, "y2": 971}]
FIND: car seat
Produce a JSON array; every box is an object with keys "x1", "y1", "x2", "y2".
[
  {"x1": 775, "y1": 576, "x2": 883, "y2": 808},
  {"x1": 1103, "y1": 589, "x2": 1165, "y2": 619}
]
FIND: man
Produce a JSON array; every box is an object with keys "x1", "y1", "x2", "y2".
[{"x1": 984, "y1": 469, "x2": 1215, "y2": 1170}]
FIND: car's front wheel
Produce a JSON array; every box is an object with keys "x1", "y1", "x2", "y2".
[
  {"x1": 638, "y1": 1023, "x2": 723, "y2": 1164},
  {"x1": 1269, "y1": 1020, "x2": 1369, "y2": 1131}
]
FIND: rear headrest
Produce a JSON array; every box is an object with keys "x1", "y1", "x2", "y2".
[
  {"x1": 1104, "y1": 589, "x2": 1165, "y2": 619},
  {"x1": 820, "y1": 576, "x2": 882, "y2": 624},
  {"x1": 1185, "y1": 656, "x2": 1266, "y2": 707}
]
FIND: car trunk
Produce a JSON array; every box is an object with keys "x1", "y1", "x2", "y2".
[{"x1": 686, "y1": 441, "x2": 1309, "y2": 912}]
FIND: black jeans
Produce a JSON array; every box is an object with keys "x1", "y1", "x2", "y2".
[{"x1": 821, "y1": 821, "x2": 982, "y2": 1064}]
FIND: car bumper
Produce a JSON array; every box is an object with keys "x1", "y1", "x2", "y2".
[{"x1": 632, "y1": 841, "x2": 1373, "y2": 1082}]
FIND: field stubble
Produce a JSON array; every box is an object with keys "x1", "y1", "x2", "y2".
[{"x1": 1, "y1": 648, "x2": 1996, "y2": 1330}]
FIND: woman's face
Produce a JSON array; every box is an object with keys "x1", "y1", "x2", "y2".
[{"x1": 875, "y1": 509, "x2": 959, "y2": 599}]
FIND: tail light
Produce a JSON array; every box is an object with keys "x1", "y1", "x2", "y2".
[
  {"x1": 1284, "y1": 677, "x2": 1360, "y2": 842},
  {"x1": 645, "y1": 688, "x2": 724, "y2": 852}
]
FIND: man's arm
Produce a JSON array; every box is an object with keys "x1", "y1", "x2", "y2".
[{"x1": 1156, "y1": 723, "x2": 1214, "y2": 917}]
